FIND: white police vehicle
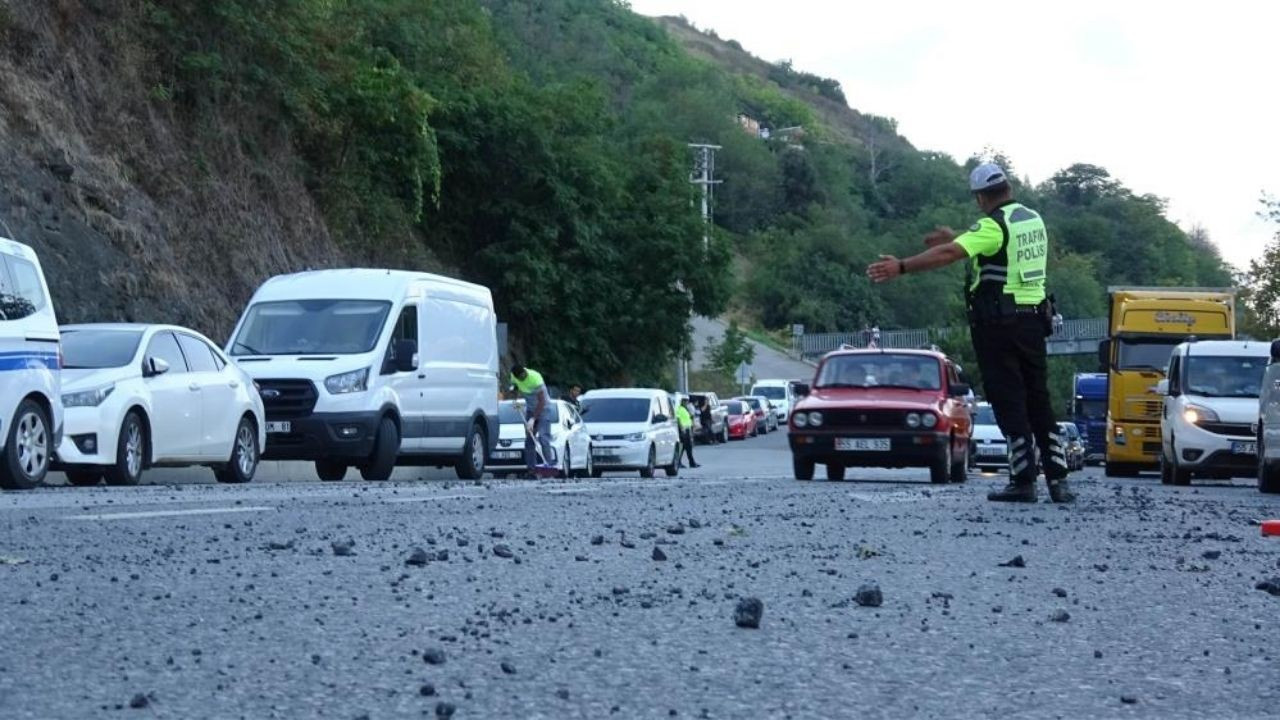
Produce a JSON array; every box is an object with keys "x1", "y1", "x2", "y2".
[{"x1": 0, "y1": 237, "x2": 61, "y2": 490}]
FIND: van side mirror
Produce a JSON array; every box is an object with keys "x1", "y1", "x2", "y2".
[
  {"x1": 393, "y1": 339, "x2": 419, "y2": 373},
  {"x1": 1272, "y1": 339, "x2": 1280, "y2": 363},
  {"x1": 1154, "y1": 379, "x2": 1169, "y2": 396},
  {"x1": 143, "y1": 356, "x2": 170, "y2": 378},
  {"x1": 653, "y1": 414, "x2": 669, "y2": 424},
  {"x1": 949, "y1": 383, "x2": 970, "y2": 398},
  {"x1": 1097, "y1": 339, "x2": 1111, "y2": 372},
  {"x1": 794, "y1": 383, "x2": 810, "y2": 397}
]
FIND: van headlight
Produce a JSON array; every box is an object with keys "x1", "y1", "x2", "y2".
[
  {"x1": 1182, "y1": 405, "x2": 1219, "y2": 425},
  {"x1": 63, "y1": 384, "x2": 115, "y2": 408},
  {"x1": 624, "y1": 432, "x2": 646, "y2": 442},
  {"x1": 325, "y1": 368, "x2": 370, "y2": 395}
]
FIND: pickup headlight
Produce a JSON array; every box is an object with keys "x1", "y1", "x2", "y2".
[
  {"x1": 1183, "y1": 404, "x2": 1219, "y2": 425},
  {"x1": 62, "y1": 384, "x2": 115, "y2": 408},
  {"x1": 624, "y1": 432, "x2": 646, "y2": 442},
  {"x1": 793, "y1": 412, "x2": 809, "y2": 428},
  {"x1": 325, "y1": 367, "x2": 370, "y2": 395},
  {"x1": 808, "y1": 411, "x2": 824, "y2": 428}
]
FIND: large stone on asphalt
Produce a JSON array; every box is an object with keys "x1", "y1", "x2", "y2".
[
  {"x1": 652, "y1": 547, "x2": 668, "y2": 562},
  {"x1": 492, "y1": 544, "x2": 514, "y2": 559},
  {"x1": 128, "y1": 693, "x2": 150, "y2": 709},
  {"x1": 734, "y1": 597, "x2": 764, "y2": 629},
  {"x1": 854, "y1": 583, "x2": 883, "y2": 608},
  {"x1": 1255, "y1": 577, "x2": 1280, "y2": 596},
  {"x1": 406, "y1": 548, "x2": 430, "y2": 567},
  {"x1": 1050, "y1": 609, "x2": 1071, "y2": 623},
  {"x1": 998, "y1": 555, "x2": 1026, "y2": 568},
  {"x1": 331, "y1": 540, "x2": 356, "y2": 557},
  {"x1": 423, "y1": 647, "x2": 447, "y2": 665}
]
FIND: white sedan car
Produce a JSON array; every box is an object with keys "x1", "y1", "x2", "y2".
[
  {"x1": 488, "y1": 399, "x2": 593, "y2": 478},
  {"x1": 54, "y1": 324, "x2": 266, "y2": 486}
]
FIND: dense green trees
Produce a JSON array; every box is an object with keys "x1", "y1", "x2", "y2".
[{"x1": 1242, "y1": 196, "x2": 1280, "y2": 338}]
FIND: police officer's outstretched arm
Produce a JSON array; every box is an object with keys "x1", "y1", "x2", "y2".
[{"x1": 866, "y1": 242, "x2": 969, "y2": 283}]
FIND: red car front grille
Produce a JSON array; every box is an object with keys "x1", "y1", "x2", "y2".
[{"x1": 820, "y1": 409, "x2": 907, "y2": 429}]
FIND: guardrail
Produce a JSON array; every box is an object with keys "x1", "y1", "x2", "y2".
[{"x1": 799, "y1": 318, "x2": 1109, "y2": 359}]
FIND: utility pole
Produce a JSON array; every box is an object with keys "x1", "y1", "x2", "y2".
[{"x1": 677, "y1": 143, "x2": 722, "y2": 394}]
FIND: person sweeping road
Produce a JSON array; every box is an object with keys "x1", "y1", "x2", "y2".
[{"x1": 510, "y1": 364, "x2": 555, "y2": 479}]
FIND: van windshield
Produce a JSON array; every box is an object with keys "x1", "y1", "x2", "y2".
[
  {"x1": 1185, "y1": 355, "x2": 1266, "y2": 398},
  {"x1": 752, "y1": 386, "x2": 786, "y2": 400},
  {"x1": 580, "y1": 398, "x2": 651, "y2": 423},
  {"x1": 230, "y1": 300, "x2": 392, "y2": 356}
]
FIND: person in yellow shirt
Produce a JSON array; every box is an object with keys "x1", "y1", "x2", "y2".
[
  {"x1": 510, "y1": 364, "x2": 553, "y2": 477},
  {"x1": 675, "y1": 397, "x2": 699, "y2": 469}
]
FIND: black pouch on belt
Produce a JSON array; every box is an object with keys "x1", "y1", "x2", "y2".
[{"x1": 1039, "y1": 296, "x2": 1055, "y2": 337}]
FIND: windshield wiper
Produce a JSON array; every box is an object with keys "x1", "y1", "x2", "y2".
[
  {"x1": 232, "y1": 340, "x2": 264, "y2": 356},
  {"x1": 871, "y1": 383, "x2": 936, "y2": 390},
  {"x1": 816, "y1": 383, "x2": 867, "y2": 389}
]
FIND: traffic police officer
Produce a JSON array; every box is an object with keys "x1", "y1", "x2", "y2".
[{"x1": 866, "y1": 163, "x2": 1075, "y2": 503}]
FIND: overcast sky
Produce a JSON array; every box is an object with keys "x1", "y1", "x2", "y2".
[{"x1": 629, "y1": 0, "x2": 1276, "y2": 270}]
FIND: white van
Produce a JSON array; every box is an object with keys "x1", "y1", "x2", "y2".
[
  {"x1": 580, "y1": 388, "x2": 681, "y2": 478},
  {"x1": 750, "y1": 379, "x2": 796, "y2": 422},
  {"x1": 1157, "y1": 339, "x2": 1269, "y2": 485},
  {"x1": 0, "y1": 237, "x2": 61, "y2": 490},
  {"x1": 227, "y1": 269, "x2": 499, "y2": 481}
]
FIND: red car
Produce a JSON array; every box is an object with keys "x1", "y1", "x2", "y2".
[
  {"x1": 788, "y1": 349, "x2": 973, "y2": 483},
  {"x1": 724, "y1": 399, "x2": 759, "y2": 440}
]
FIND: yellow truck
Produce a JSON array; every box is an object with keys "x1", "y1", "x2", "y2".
[{"x1": 1098, "y1": 287, "x2": 1236, "y2": 477}]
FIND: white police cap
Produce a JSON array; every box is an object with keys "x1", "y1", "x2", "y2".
[{"x1": 969, "y1": 163, "x2": 1008, "y2": 192}]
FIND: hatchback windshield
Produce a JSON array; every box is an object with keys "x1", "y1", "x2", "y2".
[
  {"x1": 752, "y1": 386, "x2": 786, "y2": 400},
  {"x1": 816, "y1": 354, "x2": 941, "y2": 390},
  {"x1": 1185, "y1": 355, "x2": 1266, "y2": 398},
  {"x1": 741, "y1": 398, "x2": 762, "y2": 411},
  {"x1": 725, "y1": 401, "x2": 746, "y2": 415},
  {"x1": 581, "y1": 398, "x2": 651, "y2": 423},
  {"x1": 499, "y1": 401, "x2": 560, "y2": 424},
  {"x1": 62, "y1": 329, "x2": 144, "y2": 369},
  {"x1": 973, "y1": 405, "x2": 997, "y2": 425},
  {"x1": 230, "y1": 300, "x2": 391, "y2": 356}
]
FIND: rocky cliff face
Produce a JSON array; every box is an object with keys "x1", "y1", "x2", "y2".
[{"x1": 0, "y1": 0, "x2": 344, "y2": 342}]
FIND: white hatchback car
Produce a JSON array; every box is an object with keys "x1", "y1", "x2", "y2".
[
  {"x1": 0, "y1": 237, "x2": 62, "y2": 490},
  {"x1": 54, "y1": 324, "x2": 266, "y2": 486},
  {"x1": 581, "y1": 388, "x2": 681, "y2": 478},
  {"x1": 968, "y1": 402, "x2": 1007, "y2": 471},
  {"x1": 488, "y1": 399, "x2": 593, "y2": 478},
  {"x1": 1158, "y1": 339, "x2": 1268, "y2": 486}
]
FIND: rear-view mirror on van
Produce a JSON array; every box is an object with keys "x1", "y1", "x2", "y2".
[
  {"x1": 392, "y1": 339, "x2": 419, "y2": 373},
  {"x1": 1272, "y1": 339, "x2": 1280, "y2": 363},
  {"x1": 653, "y1": 414, "x2": 669, "y2": 424}
]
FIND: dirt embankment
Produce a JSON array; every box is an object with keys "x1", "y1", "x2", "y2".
[{"x1": 0, "y1": 0, "x2": 345, "y2": 341}]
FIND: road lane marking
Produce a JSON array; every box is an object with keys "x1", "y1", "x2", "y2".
[
  {"x1": 62, "y1": 506, "x2": 274, "y2": 521},
  {"x1": 544, "y1": 487, "x2": 598, "y2": 495}
]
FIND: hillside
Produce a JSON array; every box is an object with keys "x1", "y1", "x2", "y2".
[{"x1": 0, "y1": 0, "x2": 1236, "y2": 393}]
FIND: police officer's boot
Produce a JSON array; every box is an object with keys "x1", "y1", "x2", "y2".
[
  {"x1": 987, "y1": 436, "x2": 1038, "y2": 503},
  {"x1": 1043, "y1": 429, "x2": 1075, "y2": 503}
]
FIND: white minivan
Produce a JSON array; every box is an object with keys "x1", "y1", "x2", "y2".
[
  {"x1": 750, "y1": 379, "x2": 796, "y2": 423},
  {"x1": 0, "y1": 237, "x2": 61, "y2": 490},
  {"x1": 227, "y1": 269, "x2": 499, "y2": 482},
  {"x1": 581, "y1": 388, "x2": 681, "y2": 478},
  {"x1": 1157, "y1": 339, "x2": 1269, "y2": 485}
]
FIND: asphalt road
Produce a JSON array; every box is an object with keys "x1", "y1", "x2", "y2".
[{"x1": 4, "y1": 431, "x2": 1280, "y2": 719}]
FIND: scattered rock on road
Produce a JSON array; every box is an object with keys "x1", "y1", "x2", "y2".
[
  {"x1": 1052, "y1": 587, "x2": 1068, "y2": 598},
  {"x1": 128, "y1": 693, "x2": 150, "y2": 709},
  {"x1": 855, "y1": 583, "x2": 883, "y2": 608},
  {"x1": 423, "y1": 647, "x2": 447, "y2": 665},
  {"x1": 406, "y1": 548, "x2": 431, "y2": 567},
  {"x1": 998, "y1": 555, "x2": 1026, "y2": 568},
  {"x1": 331, "y1": 541, "x2": 356, "y2": 557},
  {"x1": 1255, "y1": 578, "x2": 1280, "y2": 596},
  {"x1": 734, "y1": 597, "x2": 764, "y2": 629},
  {"x1": 652, "y1": 547, "x2": 668, "y2": 562},
  {"x1": 1202, "y1": 550, "x2": 1221, "y2": 560},
  {"x1": 419, "y1": 683, "x2": 436, "y2": 697},
  {"x1": 500, "y1": 661, "x2": 517, "y2": 675},
  {"x1": 492, "y1": 544, "x2": 514, "y2": 559},
  {"x1": 1121, "y1": 695, "x2": 1139, "y2": 705},
  {"x1": 1050, "y1": 609, "x2": 1071, "y2": 623},
  {"x1": 436, "y1": 701, "x2": 457, "y2": 717},
  {"x1": 590, "y1": 535, "x2": 605, "y2": 546}
]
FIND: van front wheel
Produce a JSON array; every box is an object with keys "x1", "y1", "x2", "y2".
[
  {"x1": 359, "y1": 416, "x2": 399, "y2": 481},
  {"x1": 455, "y1": 423, "x2": 486, "y2": 481}
]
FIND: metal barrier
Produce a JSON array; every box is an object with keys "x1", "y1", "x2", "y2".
[{"x1": 799, "y1": 318, "x2": 1108, "y2": 359}]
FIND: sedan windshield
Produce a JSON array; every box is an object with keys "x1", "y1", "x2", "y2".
[
  {"x1": 230, "y1": 300, "x2": 391, "y2": 356},
  {"x1": 1185, "y1": 356, "x2": 1266, "y2": 398},
  {"x1": 581, "y1": 398, "x2": 651, "y2": 423},
  {"x1": 741, "y1": 398, "x2": 762, "y2": 411},
  {"x1": 816, "y1": 354, "x2": 941, "y2": 390},
  {"x1": 725, "y1": 401, "x2": 746, "y2": 415},
  {"x1": 973, "y1": 405, "x2": 997, "y2": 425},
  {"x1": 61, "y1": 329, "x2": 144, "y2": 369}
]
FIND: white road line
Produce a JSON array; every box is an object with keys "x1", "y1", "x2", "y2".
[
  {"x1": 384, "y1": 494, "x2": 484, "y2": 503},
  {"x1": 62, "y1": 506, "x2": 274, "y2": 521},
  {"x1": 543, "y1": 488, "x2": 598, "y2": 495}
]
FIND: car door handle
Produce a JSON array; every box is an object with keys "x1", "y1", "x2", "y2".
[
  {"x1": 228, "y1": 380, "x2": 240, "y2": 389},
  {"x1": 189, "y1": 383, "x2": 200, "y2": 392}
]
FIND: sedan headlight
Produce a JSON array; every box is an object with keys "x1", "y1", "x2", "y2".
[
  {"x1": 793, "y1": 412, "x2": 809, "y2": 428},
  {"x1": 62, "y1": 384, "x2": 115, "y2": 408},
  {"x1": 808, "y1": 411, "x2": 824, "y2": 428},
  {"x1": 325, "y1": 367, "x2": 370, "y2": 395},
  {"x1": 1183, "y1": 404, "x2": 1220, "y2": 425},
  {"x1": 921, "y1": 413, "x2": 938, "y2": 429},
  {"x1": 624, "y1": 432, "x2": 646, "y2": 442},
  {"x1": 905, "y1": 413, "x2": 921, "y2": 429}
]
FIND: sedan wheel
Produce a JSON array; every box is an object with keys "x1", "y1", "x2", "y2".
[
  {"x1": 215, "y1": 417, "x2": 259, "y2": 484},
  {"x1": 105, "y1": 413, "x2": 146, "y2": 486},
  {"x1": 578, "y1": 447, "x2": 595, "y2": 479}
]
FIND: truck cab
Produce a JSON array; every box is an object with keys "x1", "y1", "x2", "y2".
[{"x1": 1071, "y1": 373, "x2": 1107, "y2": 464}]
